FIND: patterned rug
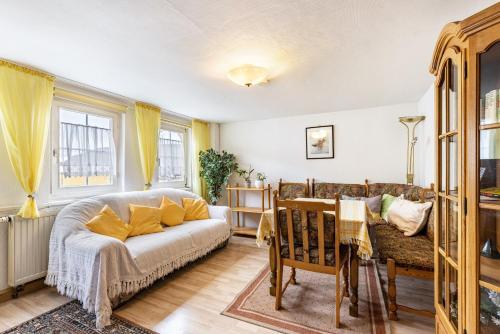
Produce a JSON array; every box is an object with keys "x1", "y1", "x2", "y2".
[
  {"x1": 1, "y1": 300, "x2": 157, "y2": 334},
  {"x1": 222, "y1": 260, "x2": 390, "y2": 334}
]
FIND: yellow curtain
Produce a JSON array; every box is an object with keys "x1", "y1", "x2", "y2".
[
  {"x1": 135, "y1": 102, "x2": 160, "y2": 190},
  {"x1": 0, "y1": 61, "x2": 54, "y2": 218},
  {"x1": 192, "y1": 119, "x2": 210, "y2": 199}
]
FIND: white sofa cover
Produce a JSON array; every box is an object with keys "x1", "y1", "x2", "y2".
[{"x1": 45, "y1": 188, "x2": 232, "y2": 328}]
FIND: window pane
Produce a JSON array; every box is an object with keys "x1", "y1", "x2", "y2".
[
  {"x1": 439, "y1": 197, "x2": 446, "y2": 250},
  {"x1": 448, "y1": 200, "x2": 458, "y2": 261},
  {"x1": 448, "y1": 265, "x2": 458, "y2": 329},
  {"x1": 449, "y1": 62, "x2": 458, "y2": 132},
  {"x1": 480, "y1": 285, "x2": 500, "y2": 333},
  {"x1": 438, "y1": 254, "x2": 446, "y2": 307},
  {"x1": 479, "y1": 208, "x2": 500, "y2": 287},
  {"x1": 479, "y1": 128, "x2": 500, "y2": 205},
  {"x1": 440, "y1": 72, "x2": 446, "y2": 134},
  {"x1": 440, "y1": 139, "x2": 446, "y2": 192},
  {"x1": 158, "y1": 129, "x2": 185, "y2": 183},
  {"x1": 59, "y1": 107, "x2": 115, "y2": 188},
  {"x1": 479, "y1": 42, "x2": 500, "y2": 126},
  {"x1": 449, "y1": 135, "x2": 458, "y2": 196},
  {"x1": 88, "y1": 114, "x2": 111, "y2": 129}
]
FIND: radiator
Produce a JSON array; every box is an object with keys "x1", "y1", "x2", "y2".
[{"x1": 5, "y1": 210, "x2": 58, "y2": 288}]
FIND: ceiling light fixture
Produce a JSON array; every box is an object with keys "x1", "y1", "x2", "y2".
[{"x1": 227, "y1": 64, "x2": 268, "y2": 87}]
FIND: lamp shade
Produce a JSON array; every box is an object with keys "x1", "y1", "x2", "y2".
[{"x1": 227, "y1": 65, "x2": 268, "y2": 87}]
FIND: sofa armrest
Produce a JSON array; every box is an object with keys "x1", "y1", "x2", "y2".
[{"x1": 208, "y1": 205, "x2": 232, "y2": 226}]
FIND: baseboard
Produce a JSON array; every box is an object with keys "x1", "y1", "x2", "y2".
[{"x1": 0, "y1": 278, "x2": 46, "y2": 303}]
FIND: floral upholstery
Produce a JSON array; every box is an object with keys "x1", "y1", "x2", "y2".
[
  {"x1": 374, "y1": 223, "x2": 434, "y2": 271},
  {"x1": 425, "y1": 202, "x2": 435, "y2": 242},
  {"x1": 278, "y1": 209, "x2": 335, "y2": 248},
  {"x1": 280, "y1": 244, "x2": 349, "y2": 267},
  {"x1": 313, "y1": 183, "x2": 366, "y2": 199},
  {"x1": 367, "y1": 183, "x2": 422, "y2": 202},
  {"x1": 279, "y1": 183, "x2": 308, "y2": 200}
]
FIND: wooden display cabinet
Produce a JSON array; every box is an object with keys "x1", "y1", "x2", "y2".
[{"x1": 430, "y1": 3, "x2": 500, "y2": 333}]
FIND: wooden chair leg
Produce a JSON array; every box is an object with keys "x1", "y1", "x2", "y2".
[
  {"x1": 290, "y1": 267, "x2": 297, "y2": 285},
  {"x1": 335, "y1": 273, "x2": 341, "y2": 328},
  {"x1": 275, "y1": 261, "x2": 284, "y2": 310},
  {"x1": 387, "y1": 258, "x2": 398, "y2": 321}
]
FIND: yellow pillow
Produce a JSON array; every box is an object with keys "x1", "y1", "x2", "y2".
[
  {"x1": 160, "y1": 196, "x2": 185, "y2": 226},
  {"x1": 86, "y1": 205, "x2": 131, "y2": 241},
  {"x1": 182, "y1": 198, "x2": 209, "y2": 221},
  {"x1": 128, "y1": 204, "x2": 164, "y2": 237}
]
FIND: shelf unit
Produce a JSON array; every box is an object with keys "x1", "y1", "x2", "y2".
[{"x1": 226, "y1": 184, "x2": 271, "y2": 237}]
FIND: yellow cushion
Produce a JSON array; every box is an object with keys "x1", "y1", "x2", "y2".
[
  {"x1": 86, "y1": 205, "x2": 131, "y2": 241},
  {"x1": 182, "y1": 198, "x2": 209, "y2": 221},
  {"x1": 160, "y1": 196, "x2": 185, "y2": 226},
  {"x1": 128, "y1": 204, "x2": 164, "y2": 237}
]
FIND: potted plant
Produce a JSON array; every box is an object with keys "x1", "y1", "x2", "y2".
[
  {"x1": 237, "y1": 166, "x2": 254, "y2": 188},
  {"x1": 199, "y1": 149, "x2": 238, "y2": 205},
  {"x1": 255, "y1": 172, "x2": 266, "y2": 189}
]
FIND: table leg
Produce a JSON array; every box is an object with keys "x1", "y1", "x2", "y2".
[
  {"x1": 268, "y1": 236, "x2": 277, "y2": 296},
  {"x1": 349, "y1": 245, "x2": 359, "y2": 317},
  {"x1": 343, "y1": 262, "x2": 349, "y2": 297}
]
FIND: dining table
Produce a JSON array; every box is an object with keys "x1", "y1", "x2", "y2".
[{"x1": 256, "y1": 197, "x2": 373, "y2": 317}]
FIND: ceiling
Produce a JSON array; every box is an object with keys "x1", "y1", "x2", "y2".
[{"x1": 0, "y1": 0, "x2": 496, "y2": 122}]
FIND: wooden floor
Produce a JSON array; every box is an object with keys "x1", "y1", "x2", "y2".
[{"x1": 0, "y1": 237, "x2": 434, "y2": 333}]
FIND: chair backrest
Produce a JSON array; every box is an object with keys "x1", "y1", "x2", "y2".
[
  {"x1": 273, "y1": 191, "x2": 341, "y2": 273},
  {"x1": 311, "y1": 178, "x2": 367, "y2": 198},
  {"x1": 278, "y1": 178, "x2": 310, "y2": 200}
]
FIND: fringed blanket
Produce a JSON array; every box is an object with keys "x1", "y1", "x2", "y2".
[{"x1": 45, "y1": 189, "x2": 232, "y2": 329}]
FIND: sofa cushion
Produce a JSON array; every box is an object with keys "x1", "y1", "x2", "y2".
[
  {"x1": 368, "y1": 183, "x2": 422, "y2": 202},
  {"x1": 281, "y1": 244, "x2": 348, "y2": 267},
  {"x1": 387, "y1": 199, "x2": 433, "y2": 236},
  {"x1": 125, "y1": 218, "x2": 230, "y2": 273},
  {"x1": 313, "y1": 182, "x2": 366, "y2": 199},
  {"x1": 425, "y1": 202, "x2": 435, "y2": 242},
  {"x1": 374, "y1": 223, "x2": 434, "y2": 271},
  {"x1": 278, "y1": 209, "x2": 335, "y2": 248},
  {"x1": 279, "y1": 183, "x2": 308, "y2": 200}
]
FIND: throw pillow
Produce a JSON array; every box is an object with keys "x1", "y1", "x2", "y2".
[
  {"x1": 86, "y1": 205, "x2": 131, "y2": 241},
  {"x1": 160, "y1": 196, "x2": 185, "y2": 226},
  {"x1": 387, "y1": 199, "x2": 433, "y2": 236},
  {"x1": 380, "y1": 194, "x2": 404, "y2": 221},
  {"x1": 182, "y1": 198, "x2": 209, "y2": 221},
  {"x1": 342, "y1": 195, "x2": 382, "y2": 220},
  {"x1": 128, "y1": 204, "x2": 164, "y2": 237}
]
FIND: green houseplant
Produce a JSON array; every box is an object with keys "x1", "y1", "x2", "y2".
[
  {"x1": 199, "y1": 149, "x2": 238, "y2": 205},
  {"x1": 236, "y1": 166, "x2": 254, "y2": 188}
]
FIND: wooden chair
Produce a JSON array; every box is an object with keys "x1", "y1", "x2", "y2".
[
  {"x1": 273, "y1": 191, "x2": 349, "y2": 328},
  {"x1": 277, "y1": 178, "x2": 310, "y2": 199}
]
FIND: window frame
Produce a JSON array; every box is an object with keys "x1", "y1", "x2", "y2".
[
  {"x1": 154, "y1": 121, "x2": 190, "y2": 189},
  {"x1": 50, "y1": 98, "x2": 121, "y2": 200}
]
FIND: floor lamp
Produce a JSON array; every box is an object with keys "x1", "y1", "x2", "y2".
[{"x1": 399, "y1": 116, "x2": 425, "y2": 185}]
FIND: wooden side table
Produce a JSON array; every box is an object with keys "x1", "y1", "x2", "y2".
[{"x1": 226, "y1": 184, "x2": 271, "y2": 237}]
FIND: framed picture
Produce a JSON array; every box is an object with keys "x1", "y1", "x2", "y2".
[{"x1": 305, "y1": 125, "x2": 334, "y2": 159}]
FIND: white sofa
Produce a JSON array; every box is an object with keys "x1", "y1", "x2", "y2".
[{"x1": 45, "y1": 188, "x2": 232, "y2": 328}]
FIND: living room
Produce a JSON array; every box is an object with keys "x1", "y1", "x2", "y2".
[{"x1": 0, "y1": 1, "x2": 498, "y2": 334}]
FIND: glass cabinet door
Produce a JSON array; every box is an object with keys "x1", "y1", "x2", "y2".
[
  {"x1": 436, "y1": 55, "x2": 462, "y2": 333},
  {"x1": 478, "y1": 41, "x2": 500, "y2": 334}
]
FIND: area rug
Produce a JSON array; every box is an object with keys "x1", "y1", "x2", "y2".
[
  {"x1": 1, "y1": 300, "x2": 157, "y2": 334},
  {"x1": 222, "y1": 260, "x2": 390, "y2": 334}
]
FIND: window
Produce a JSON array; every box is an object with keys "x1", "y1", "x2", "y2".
[
  {"x1": 157, "y1": 124, "x2": 189, "y2": 187},
  {"x1": 51, "y1": 100, "x2": 120, "y2": 198}
]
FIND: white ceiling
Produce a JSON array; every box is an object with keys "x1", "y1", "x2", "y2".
[{"x1": 0, "y1": 0, "x2": 496, "y2": 122}]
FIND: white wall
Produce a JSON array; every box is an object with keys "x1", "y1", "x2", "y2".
[
  {"x1": 415, "y1": 84, "x2": 436, "y2": 188},
  {"x1": 220, "y1": 102, "x2": 435, "y2": 227}
]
